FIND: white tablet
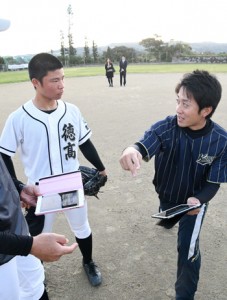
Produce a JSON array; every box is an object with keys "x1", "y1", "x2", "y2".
[{"x1": 151, "y1": 204, "x2": 201, "y2": 219}]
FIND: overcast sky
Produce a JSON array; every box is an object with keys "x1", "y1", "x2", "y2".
[{"x1": 1, "y1": 0, "x2": 227, "y2": 56}]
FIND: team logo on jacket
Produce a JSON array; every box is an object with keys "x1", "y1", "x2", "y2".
[
  {"x1": 196, "y1": 154, "x2": 215, "y2": 165},
  {"x1": 62, "y1": 123, "x2": 76, "y2": 160}
]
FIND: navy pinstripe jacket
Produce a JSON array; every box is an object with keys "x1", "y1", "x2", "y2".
[{"x1": 139, "y1": 115, "x2": 227, "y2": 205}]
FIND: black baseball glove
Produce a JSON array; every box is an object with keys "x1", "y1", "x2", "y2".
[{"x1": 79, "y1": 166, "x2": 107, "y2": 198}]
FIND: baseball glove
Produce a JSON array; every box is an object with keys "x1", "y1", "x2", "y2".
[{"x1": 79, "y1": 166, "x2": 107, "y2": 198}]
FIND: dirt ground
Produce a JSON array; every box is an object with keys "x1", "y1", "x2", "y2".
[{"x1": 1, "y1": 73, "x2": 227, "y2": 300}]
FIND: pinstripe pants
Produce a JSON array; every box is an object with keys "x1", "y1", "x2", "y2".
[{"x1": 175, "y1": 204, "x2": 207, "y2": 300}]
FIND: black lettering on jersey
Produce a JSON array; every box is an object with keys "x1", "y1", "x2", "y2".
[
  {"x1": 82, "y1": 118, "x2": 89, "y2": 131},
  {"x1": 63, "y1": 142, "x2": 76, "y2": 160},
  {"x1": 62, "y1": 123, "x2": 76, "y2": 141},
  {"x1": 197, "y1": 154, "x2": 215, "y2": 165}
]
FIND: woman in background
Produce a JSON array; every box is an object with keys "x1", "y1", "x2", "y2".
[{"x1": 105, "y1": 58, "x2": 115, "y2": 87}]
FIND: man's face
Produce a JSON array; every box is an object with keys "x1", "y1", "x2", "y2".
[
  {"x1": 32, "y1": 68, "x2": 65, "y2": 101},
  {"x1": 176, "y1": 87, "x2": 211, "y2": 130}
]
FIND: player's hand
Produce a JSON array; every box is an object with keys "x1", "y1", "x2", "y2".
[
  {"x1": 99, "y1": 169, "x2": 107, "y2": 177},
  {"x1": 20, "y1": 184, "x2": 41, "y2": 207},
  {"x1": 119, "y1": 146, "x2": 142, "y2": 176},
  {"x1": 187, "y1": 197, "x2": 201, "y2": 215},
  {"x1": 31, "y1": 233, "x2": 78, "y2": 262}
]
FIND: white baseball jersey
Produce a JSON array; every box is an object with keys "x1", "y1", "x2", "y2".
[{"x1": 0, "y1": 99, "x2": 92, "y2": 184}]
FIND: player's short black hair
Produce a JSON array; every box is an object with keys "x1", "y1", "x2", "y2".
[
  {"x1": 175, "y1": 70, "x2": 222, "y2": 118},
  {"x1": 28, "y1": 53, "x2": 63, "y2": 83}
]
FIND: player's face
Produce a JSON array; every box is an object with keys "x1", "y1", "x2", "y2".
[
  {"x1": 176, "y1": 87, "x2": 211, "y2": 130},
  {"x1": 35, "y1": 68, "x2": 65, "y2": 101}
]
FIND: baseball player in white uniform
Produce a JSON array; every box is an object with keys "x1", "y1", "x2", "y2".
[
  {"x1": 0, "y1": 19, "x2": 78, "y2": 300},
  {"x1": 0, "y1": 53, "x2": 107, "y2": 287}
]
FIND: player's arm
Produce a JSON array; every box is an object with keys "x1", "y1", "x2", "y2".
[
  {"x1": 1, "y1": 153, "x2": 22, "y2": 191},
  {"x1": 0, "y1": 232, "x2": 33, "y2": 256},
  {"x1": 79, "y1": 139, "x2": 107, "y2": 176},
  {"x1": 1, "y1": 153, "x2": 39, "y2": 207},
  {"x1": 194, "y1": 181, "x2": 220, "y2": 204},
  {"x1": 0, "y1": 232, "x2": 77, "y2": 262},
  {"x1": 187, "y1": 181, "x2": 220, "y2": 215}
]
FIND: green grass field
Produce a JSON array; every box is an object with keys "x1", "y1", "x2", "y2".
[{"x1": 1, "y1": 63, "x2": 227, "y2": 84}]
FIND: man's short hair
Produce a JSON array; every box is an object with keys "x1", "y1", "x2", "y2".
[
  {"x1": 175, "y1": 69, "x2": 222, "y2": 118},
  {"x1": 28, "y1": 53, "x2": 63, "y2": 83}
]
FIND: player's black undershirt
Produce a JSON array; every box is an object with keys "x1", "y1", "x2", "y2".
[
  {"x1": 181, "y1": 118, "x2": 213, "y2": 138},
  {"x1": 0, "y1": 232, "x2": 33, "y2": 257},
  {"x1": 79, "y1": 139, "x2": 105, "y2": 172},
  {"x1": 133, "y1": 119, "x2": 220, "y2": 203}
]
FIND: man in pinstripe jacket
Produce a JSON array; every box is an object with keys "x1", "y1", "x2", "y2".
[{"x1": 120, "y1": 70, "x2": 227, "y2": 300}]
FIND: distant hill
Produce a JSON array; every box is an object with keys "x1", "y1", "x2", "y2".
[
  {"x1": 190, "y1": 42, "x2": 227, "y2": 54},
  {"x1": 94, "y1": 42, "x2": 227, "y2": 54},
  {"x1": 89, "y1": 42, "x2": 227, "y2": 55},
  {"x1": 4, "y1": 42, "x2": 227, "y2": 62}
]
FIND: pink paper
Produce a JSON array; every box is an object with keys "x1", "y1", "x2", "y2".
[{"x1": 39, "y1": 171, "x2": 83, "y2": 195}]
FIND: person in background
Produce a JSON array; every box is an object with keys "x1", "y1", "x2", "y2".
[
  {"x1": 105, "y1": 58, "x2": 115, "y2": 87},
  {"x1": 119, "y1": 70, "x2": 227, "y2": 299},
  {"x1": 119, "y1": 55, "x2": 127, "y2": 86},
  {"x1": 0, "y1": 18, "x2": 77, "y2": 300}
]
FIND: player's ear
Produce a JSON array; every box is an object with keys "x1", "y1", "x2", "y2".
[
  {"x1": 31, "y1": 78, "x2": 40, "y2": 89},
  {"x1": 201, "y1": 106, "x2": 212, "y2": 118}
]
